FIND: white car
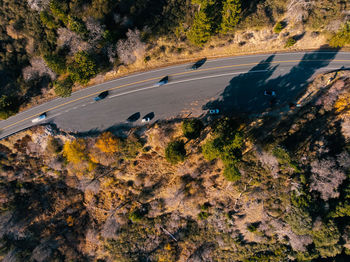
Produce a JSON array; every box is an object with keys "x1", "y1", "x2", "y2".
[
  {"x1": 32, "y1": 113, "x2": 47, "y2": 123},
  {"x1": 141, "y1": 117, "x2": 151, "y2": 123},
  {"x1": 209, "y1": 109, "x2": 219, "y2": 114}
]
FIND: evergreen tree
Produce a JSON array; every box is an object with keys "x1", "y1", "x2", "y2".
[
  {"x1": 221, "y1": 0, "x2": 241, "y2": 33},
  {"x1": 68, "y1": 51, "x2": 97, "y2": 85},
  {"x1": 187, "y1": 10, "x2": 212, "y2": 46}
]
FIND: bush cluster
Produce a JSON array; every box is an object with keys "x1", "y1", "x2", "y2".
[
  {"x1": 202, "y1": 118, "x2": 244, "y2": 181},
  {"x1": 54, "y1": 76, "x2": 73, "y2": 97},
  {"x1": 182, "y1": 118, "x2": 203, "y2": 139},
  {"x1": 285, "y1": 37, "x2": 297, "y2": 48},
  {"x1": 165, "y1": 140, "x2": 186, "y2": 164},
  {"x1": 330, "y1": 22, "x2": 350, "y2": 48}
]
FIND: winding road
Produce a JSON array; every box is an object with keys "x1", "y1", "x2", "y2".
[{"x1": 1, "y1": 51, "x2": 350, "y2": 139}]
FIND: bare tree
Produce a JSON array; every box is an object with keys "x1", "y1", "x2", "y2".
[
  {"x1": 116, "y1": 29, "x2": 145, "y2": 65},
  {"x1": 107, "y1": 44, "x2": 117, "y2": 64},
  {"x1": 310, "y1": 158, "x2": 346, "y2": 200},
  {"x1": 259, "y1": 215, "x2": 313, "y2": 252},
  {"x1": 341, "y1": 117, "x2": 350, "y2": 140},
  {"x1": 255, "y1": 147, "x2": 279, "y2": 178},
  {"x1": 85, "y1": 18, "x2": 104, "y2": 45},
  {"x1": 22, "y1": 57, "x2": 56, "y2": 81},
  {"x1": 101, "y1": 215, "x2": 120, "y2": 239},
  {"x1": 286, "y1": 0, "x2": 314, "y2": 23},
  {"x1": 57, "y1": 28, "x2": 91, "y2": 55},
  {"x1": 337, "y1": 151, "x2": 350, "y2": 169},
  {"x1": 316, "y1": 80, "x2": 346, "y2": 111},
  {"x1": 27, "y1": 0, "x2": 49, "y2": 11}
]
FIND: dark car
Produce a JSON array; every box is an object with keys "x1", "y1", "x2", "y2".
[
  {"x1": 264, "y1": 90, "x2": 276, "y2": 96},
  {"x1": 190, "y1": 58, "x2": 207, "y2": 70},
  {"x1": 94, "y1": 91, "x2": 109, "y2": 101},
  {"x1": 155, "y1": 76, "x2": 169, "y2": 86}
]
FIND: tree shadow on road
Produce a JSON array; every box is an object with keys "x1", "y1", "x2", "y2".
[
  {"x1": 204, "y1": 48, "x2": 340, "y2": 116},
  {"x1": 203, "y1": 47, "x2": 340, "y2": 144}
]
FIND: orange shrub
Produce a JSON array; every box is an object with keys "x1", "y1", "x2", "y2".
[
  {"x1": 334, "y1": 92, "x2": 350, "y2": 115},
  {"x1": 95, "y1": 132, "x2": 122, "y2": 154},
  {"x1": 63, "y1": 139, "x2": 88, "y2": 164}
]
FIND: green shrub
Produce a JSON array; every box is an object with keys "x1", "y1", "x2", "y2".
[
  {"x1": 272, "y1": 146, "x2": 300, "y2": 171},
  {"x1": 0, "y1": 95, "x2": 18, "y2": 120},
  {"x1": 198, "y1": 211, "x2": 210, "y2": 220},
  {"x1": 202, "y1": 138, "x2": 222, "y2": 161},
  {"x1": 273, "y1": 21, "x2": 284, "y2": 33},
  {"x1": 54, "y1": 76, "x2": 73, "y2": 97},
  {"x1": 329, "y1": 22, "x2": 350, "y2": 48},
  {"x1": 67, "y1": 15, "x2": 88, "y2": 39},
  {"x1": 49, "y1": 0, "x2": 68, "y2": 24},
  {"x1": 129, "y1": 210, "x2": 144, "y2": 222},
  {"x1": 247, "y1": 222, "x2": 260, "y2": 232},
  {"x1": 223, "y1": 163, "x2": 241, "y2": 181},
  {"x1": 44, "y1": 53, "x2": 66, "y2": 74},
  {"x1": 311, "y1": 220, "x2": 342, "y2": 258},
  {"x1": 330, "y1": 200, "x2": 350, "y2": 218},
  {"x1": 182, "y1": 118, "x2": 203, "y2": 139},
  {"x1": 122, "y1": 135, "x2": 143, "y2": 159},
  {"x1": 40, "y1": 11, "x2": 58, "y2": 29},
  {"x1": 165, "y1": 140, "x2": 186, "y2": 164},
  {"x1": 68, "y1": 51, "x2": 97, "y2": 85},
  {"x1": 285, "y1": 206, "x2": 312, "y2": 236},
  {"x1": 128, "y1": 208, "x2": 148, "y2": 223},
  {"x1": 285, "y1": 37, "x2": 296, "y2": 48}
]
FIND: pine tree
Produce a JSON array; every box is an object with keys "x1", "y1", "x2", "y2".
[
  {"x1": 221, "y1": 0, "x2": 241, "y2": 33},
  {"x1": 187, "y1": 10, "x2": 212, "y2": 46}
]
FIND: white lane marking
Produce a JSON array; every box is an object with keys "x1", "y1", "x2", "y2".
[
  {"x1": 45, "y1": 112, "x2": 62, "y2": 120},
  {"x1": 1, "y1": 53, "x2": 348, "y2": 124},
  {"x1": 109, "y1": 70, "x2": 268, "y2": 99},
  {"x1": 109, "y1": 86, "x2": 156, "y2": 98},
  {"x1": 166, "y1": 70, "x2": 268, "y2": 86}
]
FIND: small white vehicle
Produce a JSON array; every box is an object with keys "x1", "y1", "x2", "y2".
[
  {"x1": 32, "y1": 113, "x2": 47, "y2": 123},
  {"x1": 141, "y1": 117, "x2": 151, "y2": 123},
  {"x1": 209, "y1": 109, "x2": 220, "y2": 114}
]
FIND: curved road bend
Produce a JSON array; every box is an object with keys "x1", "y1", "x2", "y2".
[{"x1": 0, "y1": 51, "x2": 350, "y2": 139}]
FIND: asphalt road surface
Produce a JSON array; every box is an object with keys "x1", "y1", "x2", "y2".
[{"x1": 1, "y1": 51, "x2": 350, "y2": 139}]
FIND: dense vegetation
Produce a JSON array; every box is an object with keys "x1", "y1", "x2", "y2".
[{"x1": 0, "y1": 0, "x2": 348, "y2": 119}]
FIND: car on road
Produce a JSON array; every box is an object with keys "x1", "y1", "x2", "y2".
[
  {"x1": 32, "y1": 112, "x2": 47, "y2": 123},
  {"x1": 209, "y1": 109, "x2": 220, "y2": 114},
  {"x1": 155, "y1": 76, "x2": 168, "y2": 86},
  {"x1": 94, "y1": 91, "x2": 109, "y2": 101},
  {"x1": 190, "y1": 58, "x2": 207, "y2": 70},
  {"x1": 264, "y1": 90, "x2": 276, "y2": 96},
  {"x1": 141, "y1": 117, "x2": 151, "y2": 123}
]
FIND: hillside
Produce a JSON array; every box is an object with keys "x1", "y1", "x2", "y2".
[
  {"x1": 0, "y1": 70, "x2": 350, "y2": 261},
  {"x1": 0, "y1": 0, "x2": 349, "y2": 118}
]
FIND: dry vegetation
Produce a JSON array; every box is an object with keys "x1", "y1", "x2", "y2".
[{"x1": 1, "y1": 71, "x2": 350, "y2": 261}]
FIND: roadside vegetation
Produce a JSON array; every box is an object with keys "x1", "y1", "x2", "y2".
[
  {"x1": 1, "y1": 71, "x2": 350, "y2": 261},
  {"x1": 0, "y1": 0, "x2": 348, "y2": 119}
]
